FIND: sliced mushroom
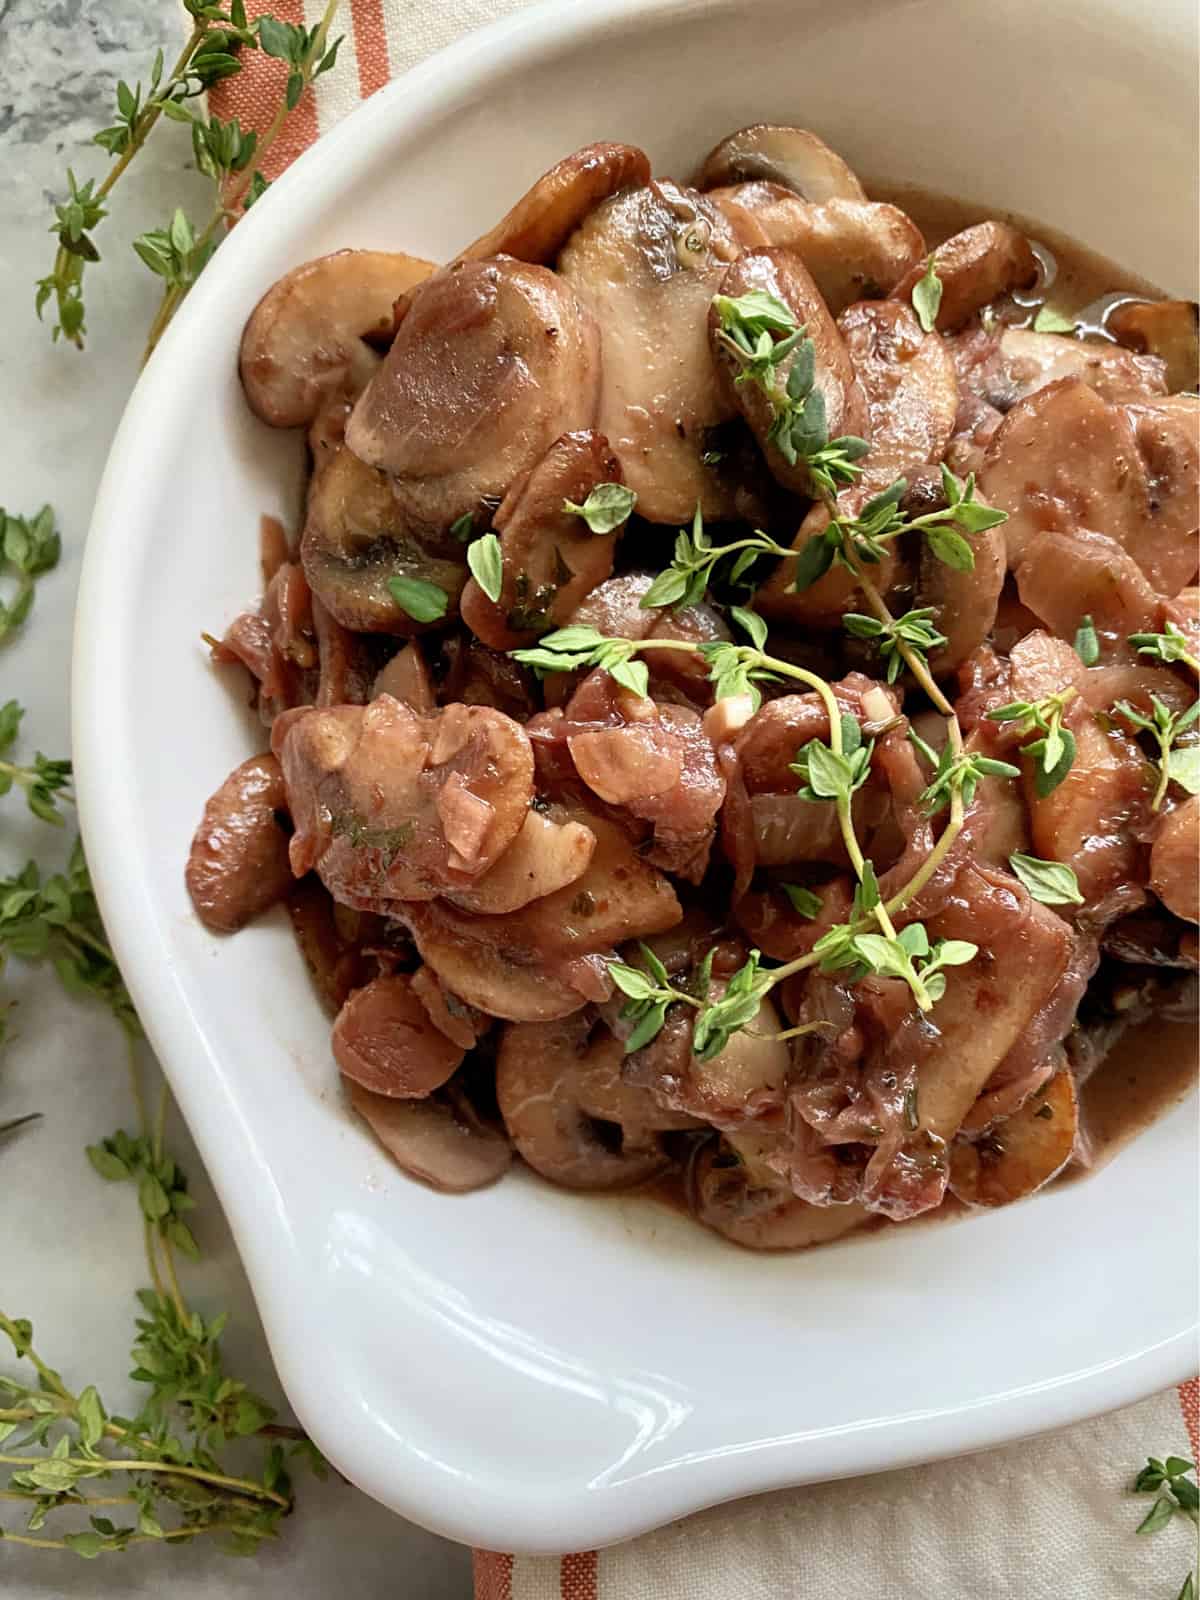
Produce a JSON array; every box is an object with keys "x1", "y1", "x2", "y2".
[
  {"x1": 1150, "y1": 795, "x2": 1200, "y2": 924},
  {"x1": 496, "y1": 1013, "x2": 673, "y2": 1189},
  {"x1": 689, "y1": 1142, "x2": 870, "y2": 1250},
  {"x1": 459, "y1": 431, "x2": 627, "y2": 650},
  {"x1": 459, "y1": 142, "x2": 651, "y2": 264},
  {"x1": 276, "y1": 696, "x2": 534, "y2": 903},
  {"x1": 709, "y1": 246, "x2": 868, "y2": 496},
  {"x1": 565, "y1": 571, "x2": 733, "y2": 704},
  {"x1": 410, "y1": 964, "x2": 489, "y2": 1051},
  {"x1": 240, "y1": 249, "x2": 435, "y2": 427},
  {"x1": 708, "y1": 186, "x2": 926, "y2": 314},
  {"x1": 401, "y1": 809, "x2": 682, "y2": 1021},
  {"x1": 988, "y1": 327, "x2": 1168, "y2": 407},
  {"x1": 285, "y1": 877, "x2": 384, "y2": 1014},
  {"x1": 557, "y1": 181, "x2": 746, "y2": 523},
  {"x1": 759, "y1": 300, "x2": 958, "y2": 623},
  {"x1": 347, "y1": 1079, "x2": 511, "y2": 1193},
  {"x1": 696, "y1": 124, "x2": 866, "y2": 203},
  {"x1": 301, "y1": 445, "x2": 468, "y2": 633},
  {"x1": 332, "y1": 972, "x2": 464, "y2": 1098},
  {"x1": 346, "y1": 258, "x2": 601, "y2": 540},
  {"x1": 1108, "y1": 299, "x2": 1199, "y2": 394},
  {"x1": 629, "y1": 988, "x2": 790, "y2": 1128},
  {"x1": 981, "y1": 378, "x2": 1200, "y2": 596},
  {"x1": 442, "y1": 805, "x2": 597, "y2": 915},
  {"x1": 949, "y1": 1070, "x2": 1078, "y2": 1207},
  {"x1": 372, "y1": 640, "x2": 436, "y2": 710},
  {"x1": 889, "y1": 222, "x2": 1037, "y2": 333},
  {"x1": 186, "y1": 754, "x2": 294, "y2": 933},
  {"x1": 907, "y1": 470, "x2": 1006, "y2": 675},
  {"x1": 1005, "y1": 633, "x2": 1151, "y2": 908}
]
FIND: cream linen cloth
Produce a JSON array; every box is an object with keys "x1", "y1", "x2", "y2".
[{"x1": 212, "y1": 5, "x2": 1199, "y2": 1595}]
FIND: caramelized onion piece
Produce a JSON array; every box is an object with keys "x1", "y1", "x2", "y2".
[
  {"x1": 347, "y1": 1080, "x2": 511, "y2": 1193},
  {"x1": 347, "y1": 259, "x2": 600, "y2": 540},
  {"x1": 240, "y1": 249, "x2": 434, "y2": 427},
  {"x1": 696, "y1": 124, "x2": 866, "y2": 203},
  {"x1": 459, "y1": 142, "x2": 651, "y2": 263},
  {"x1": 1150, "y1": 796, "x2": 1200, "y2": 924},
  {"x1": 949, "y1": 1070, "x2": 1078, "y2": 1208},
  {"x1": 333, "y1": 973, "x2": 463, "y2": 1098},
  {"x1": 443, "y1": 806, "x2": 596, "y2": 915},
  {"x1": 186, "y1": 754, "x2": 294, "y2": 933}
]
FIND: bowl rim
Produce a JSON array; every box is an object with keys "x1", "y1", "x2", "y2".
[{"x1": 73, "y1": 0, "x2": 1199, "y2": 1553}]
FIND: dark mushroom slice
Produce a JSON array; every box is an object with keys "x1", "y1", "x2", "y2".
[
  {"x1": 708, "y1": 185, "x2": 926, "y2": 314},
  {"x1": 458, "y1": 142, "x2": 651, "y2": 264},
  {"x1": 276, "y1": 696, "x2": 535, "y2": 903},
  {"x1": 689, "y1": 1142, "x2": 871, "y2": 1250},
  {"x1": 890, "y1": 222, "x2": 1038, "y2": 333},
  {"x1": 239, "y1": 249, "x2": 435, "y2": 427},
  {"x1": 300, "y1": 445, "x2": 468, "y2": 634},
  {"x1": 696, "y1": 124, "x2": 866, "y2": 203},
  {"x1": 186, "y1": 754, "x2": 294, "y2": 933},
  {"x1": 495, "y1": 1013, "x2": 673, "y2": 1190},
  {"x1": 949, "y1": 1070, "x2": 1079, "y2": 1208},
  {"x1": 709, "y1": 246, "x2": 868, "y2": 498},
  {"x1": 1108, "y1": 299, "x2": 1199, "y2": 394},
  {"x1": 347, "y1": 1079, "x2": 511, "y2": 1193},
  {"x1": 557, "y1": 181, "x2": 747, "y2": 523},
  {"x1": 401, "y1": 808, "x2": 682, "y2": 1022},
  {"x1": 333, "y1": 972, "x2": 465, "y2": 1098},
  {"x1": 346, "y1": 258, "x2": 601, "y2": 542},
  {"x1": 459, "y1": 431, "x2": 627, "y2": 650}
]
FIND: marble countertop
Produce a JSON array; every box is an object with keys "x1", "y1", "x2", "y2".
[{"x1": 0, "y1": 2, "x2": 470, "y2": 1593}]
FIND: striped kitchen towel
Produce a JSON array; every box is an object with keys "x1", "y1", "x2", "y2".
[{"x1": 212, "y1": 5, "x2": 1199, "y2": 1595}]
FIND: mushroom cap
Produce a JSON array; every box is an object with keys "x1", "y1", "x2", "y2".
[
  {"x1": 696, "y1": 123, "x2": 866, "y2": 204},
  {"x1": 240, "y1": 249, "x2": 435, "y2": 427},
  {"x1": 459, "y1": 141, "x2": 651, "y2": 264}
]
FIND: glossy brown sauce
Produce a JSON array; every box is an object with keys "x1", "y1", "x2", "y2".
[{"x1": 637, "y1": 187, "x2": 1196, "y2": 1245}]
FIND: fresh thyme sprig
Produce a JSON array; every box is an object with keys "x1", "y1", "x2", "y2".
[
  {"x1": 986, "y1": 687, "x2": 1079, "y2": 796},
  {"x1": 843, "y1": 606, "x2": 947, "y2": 683},
  {"x1": 562, "y1": 483, "x2": 637, "y2": 534},
  {"x1": 514, "y1": 612, "x2": 986, "y2": 1027},
  {"x1": 640, "y1": 506, "x2": 794, "y2": 611},
  {"x1": 36, "y1": 2, "x2": 344, "y2": 358},
  {"x1": 1129, "y1": 622, "x2": 1200, "y2": 675},
  {"x1": 1113, "y1": 695, "x2": 1200, "y2": 811},
  {"x1": 908, "y1": 728, "x2": 1020, "y2": 815},
  {"x1": 711, "y1": 291, "x2": 869, "y2": 493},
  {"x1": 1, "y1": 680, "x2": 323, "y2": 1555},
  {"x1": 0, "y1": 702, "x2": 73, "y2": 825},
  {"x1": 794, "y1": 466, "x2": 1006, "y2": 592},
  {"x1": 0, "y1": 505, "x2": 61, "y2": 645}
]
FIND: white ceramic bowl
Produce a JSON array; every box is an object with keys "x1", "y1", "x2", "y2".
[{"x1": 75, "y1": 0, "x2": 1199, "y2": 1554}]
